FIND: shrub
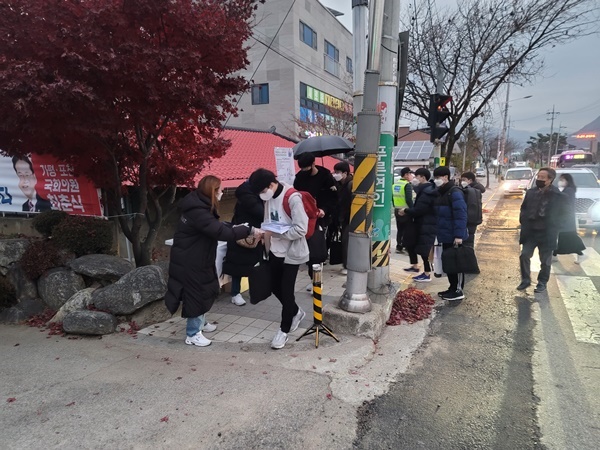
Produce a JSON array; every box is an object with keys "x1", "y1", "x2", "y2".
[
  {"x1": 19, "y1": 240, "x2": 65, "y2": 280},
  {"x1": 32, "y1": 210, "x2": 69, "y2": 237},
  {"x1": 0, "y1": 276, "x2": 17, "y2": 309},
  {"x1": 53, "y1": 215, "x2": 113, "y2": 257}
]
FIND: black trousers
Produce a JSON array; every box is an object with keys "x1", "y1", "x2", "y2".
[
  {"x1": 407, "y1": 247, "x2": 432, "y2": 272},
  {"x1": 464, "y1": 224, "x2": 477, "y2": 247},
  {"x1": 442, "y1": 243, "x2": 465, "y2": 290},
  {"x1": 395, "y1": 213, "x2": 409, "y2": 250},
  {"x1": 520, "y1": 236, "x2": 553, "y2": 285},
  {"x1": 269, "y1": 253, "x2": 300, "y2": 333}
]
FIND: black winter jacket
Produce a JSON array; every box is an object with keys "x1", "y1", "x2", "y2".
[
  {"x1": 294, "y1": 165, "x2": 337, "y2": 224},
  {"x1": 471, "y1": 181, "x2": 486, "y2": 194},
  {"x1": 519, "y1": 185, "x2": 566, "y2": 248},
  {"x1": 405, "y1": 181, "x2": 438, "y2": 257},
  {"x1": 560, "y1": 186, "x2": 578, "y2": 233},
  {"x1": 165, "y1": 190, "x2": 251, "y2": 318},
  {"x1": 223, "y1": 182, "x2": 265, "y2": 278},
  {"x1": 434, "y1": 180, "x2": 469, "y2": 244},
  {"x1": 463, "y1": 185, "x2": 483, "y2": 226}
]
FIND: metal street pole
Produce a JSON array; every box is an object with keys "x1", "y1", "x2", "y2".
[
  {"x1": 341, "y1": 0, "x2": 385, "y2": 313},
  {"x1": 352, "y1": 0, "x2": 368, "y2": 117},
  {"x1": 497, "y1": 82, "x2": 510, "y2": 179},
  {"x1": 368, "y1": 0, "x2": 400, "y2": 293},
  {"x1": 546, "y1": 105, "x2": 560, "y2": 165}
]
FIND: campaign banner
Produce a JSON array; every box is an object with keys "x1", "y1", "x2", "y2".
[{"x1": 0, "y1": 153, "x2": 103, "y2": 216}]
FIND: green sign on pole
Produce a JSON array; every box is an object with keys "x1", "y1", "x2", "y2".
[{"x1": 372, "y1": 133, "x2": 393, "y2": 242}]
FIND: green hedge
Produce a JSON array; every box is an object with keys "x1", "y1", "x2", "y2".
[{"x1": 32, "y1": 210, "x2": 69, "y2": 237}]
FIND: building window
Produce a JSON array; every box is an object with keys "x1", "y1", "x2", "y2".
[
  {"x1": 251, "y1": 83, "x2": 269, "y2": 105},
  {"x1": 346, "y1": 57, "x2": 353, "y2": 74},
  {"x1": 300, "y1": 21, "x2": 317, "y2": 50},
  {"x1": 324, "y1": 40, "x2": 340, "y2": 77}
]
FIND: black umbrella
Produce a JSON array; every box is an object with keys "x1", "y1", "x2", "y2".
[{"x1": 292, "y1": 135, "x2": 354, "y2": 159}]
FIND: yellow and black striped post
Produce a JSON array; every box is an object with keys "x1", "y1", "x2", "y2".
[{"x1": 296, "y1": 264, "x2": 339, "y2": 348}]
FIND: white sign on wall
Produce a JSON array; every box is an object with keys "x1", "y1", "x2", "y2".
[{"x1": 274, "y1": 147, "x2": 295, "y2": 185}]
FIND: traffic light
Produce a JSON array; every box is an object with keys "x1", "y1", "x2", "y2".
[{"x1": 428, "y1": 94, "x2": 452, "y2": 143}]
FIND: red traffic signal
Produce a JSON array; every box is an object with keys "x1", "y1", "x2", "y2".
[{"x1": 428, "y1": 94, "x2": 452, "y2": 143}]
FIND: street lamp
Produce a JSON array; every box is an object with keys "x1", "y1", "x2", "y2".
[{"x1": 498, "y1": 89, "x2": 532, "y2": 177}]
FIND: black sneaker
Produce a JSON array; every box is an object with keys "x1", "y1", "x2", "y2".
[
  {"x1": 441, "y1": 289, "x2": 465, "y2": 301},
  {"x1": 516, "y1": 281, "x2": 531, "y2": 291},
  {"x1": 534, "y1": 283, "x2": 547, "y2": 293},
  {"x1": 437, "y1": 289, "x2": 452, "y2": 298}
]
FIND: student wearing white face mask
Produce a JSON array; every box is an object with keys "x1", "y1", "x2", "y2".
[
  {"x1": 165, "y1": 175, "x2": 259, "y2": 347},
  {"x1": 554, "y1": 173, "x2": 586, "y2": 263},
  {"x1": 249, "y1": 169, "x2": 309, "y2": 350},
  {"x1": 332, "y1": 161, "x2": 353, "y2": 274}
]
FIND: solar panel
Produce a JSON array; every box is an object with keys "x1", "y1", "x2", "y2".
[{"x1": 392, "y1": 141, "x2": 434, "y2": 161}]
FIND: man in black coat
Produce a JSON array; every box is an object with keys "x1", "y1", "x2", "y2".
[
  {"x1": 517, "y1": 167, "x2": 565, "y2": 293},
  {"x1": 460, "y1": 172, "x2": 483, "y2": 247},
  {"x1": 462, "y1": 171, "x2": 486, "y2": 194}
]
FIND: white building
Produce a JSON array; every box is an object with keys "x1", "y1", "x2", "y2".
[{"x1": 226, "y1": 0, "x2": 353, "y2": 139}]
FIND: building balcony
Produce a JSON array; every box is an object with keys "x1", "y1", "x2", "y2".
[{"x1": 323, "y1": 54, "x2": 340, "y2": 78}]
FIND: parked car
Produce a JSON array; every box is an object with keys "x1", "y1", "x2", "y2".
[
  {"x1": 526, "y1": 167, "x2": 600, "y2": 230},
  {"x1": 572, "y1": 164, "x2": 600, "y2": 179},
  {"x1": 475, "y1": 167, "x2": 485, "y2": 177},
  {"x1": 501, "y1": 168, "x2": 534, "y2": 197}
]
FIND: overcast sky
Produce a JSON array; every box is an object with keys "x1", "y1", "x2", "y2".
[{"x1": 320, "y1": 0, "x2": 600, "y2": 139}]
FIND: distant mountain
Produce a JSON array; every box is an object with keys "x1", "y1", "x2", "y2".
[{"x1": 567, "y1": 114, "x2": 600, "y2": 147}]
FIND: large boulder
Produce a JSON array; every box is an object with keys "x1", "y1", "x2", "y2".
[
  {"x1": 37, "y1": 268, "x2": 86, "y2": 311},
  {"x1": 68, "y1": 254, "x2": 133, "y2": 281},
  {"x1": 129, "y1": 300, "x2": 172, "y2": 328},
  {"x1": 153, "y1": 260, "x2": 169, "y2": 285},
  {"x1": 0, "y1": 239, "x2": 30, "y2": 276},
  {"x1": 92, "y1": 265, "x2": 167, "y2": 315},
  {"x1": 0, "y1": 298, "x2": 47, "y2": 324},
  {"x1": 63, "y1": 310, "x2": 117, "y2": 335},
  {"x1": 7, "y1": 264, "x2": 38, "y2": 302},
  {"x1": 49, "y1": 288, "x2": 96, "y2": 323}
]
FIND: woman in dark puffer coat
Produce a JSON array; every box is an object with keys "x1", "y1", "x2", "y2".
[
  {"x1": 222, "y1": 181, "x2": 264, "y2": 306},
  {"x1": 165, "y1": 175, "x2": 256, "y2": 347},
  {"x1": 401, "y1": 168, "x2": 438, "y2": 282}
]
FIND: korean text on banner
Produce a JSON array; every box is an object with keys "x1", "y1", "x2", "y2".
[{"x1": 0, "y1": 153, "x2": 102, "y2": 216}]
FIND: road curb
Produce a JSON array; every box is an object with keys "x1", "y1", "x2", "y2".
[{"x1": 323, "y1": 282, "x2": 402, "y2": 339}]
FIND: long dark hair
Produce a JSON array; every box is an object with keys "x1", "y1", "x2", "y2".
[
  {"x1": 560, "y1": 173, "x2": 577, "y2": 193},
  {"x1": 197, "y1": 175, "x2": 221, "y2": 214}
]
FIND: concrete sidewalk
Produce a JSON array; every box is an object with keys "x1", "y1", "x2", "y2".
[{"x1": 0, "y1": 178, "x2": 500, "y2": 449}]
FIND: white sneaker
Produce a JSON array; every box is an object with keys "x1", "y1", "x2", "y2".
[
  {"x1": 203, "y1": 322, "x2": 217, "y2": 333},
  {"x1": 575, "y1": 254, "x2": 585, "y2": 264},
  {"x1": 231, "y1": 294, "x2": 246, "y2": 306},
  {"x1": 271, "y1": 329, "x2": 288, "y2": 349},
  {"x1": 185, "y1": 332, "x2": 211, "y2": 347},
  {"x1": 340, "y1": 268, "x2": 348, "y2": 275},
  {"x1": 306, "y1": 282, "x2": 313, "y2": 292},
  {"x1": 290, "y1": 308, "x2": 306, "y2": 333}
]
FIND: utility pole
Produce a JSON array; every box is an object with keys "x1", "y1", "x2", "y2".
[
  {"x1": 352, "y1": 0, "x2": 368, "y2": 117},
  {"x1": 546, "y1": 105, "x2": 560, "y2": 165},
  {"x1": 341, "y1": 0, "x2": 385, "y2": 313},
  {"x1": 554, "y1": 123, "x2": 566, "y2": 155},
  {"x1": 368, "y1": 0, "x2": 400, "y2": 293},
  {"x1": 497, "y1": 82, "x2": 510, "y2": 179}
]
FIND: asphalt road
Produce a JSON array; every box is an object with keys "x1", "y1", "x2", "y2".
[{"x1": 354, "y1": 194, "x2": 600, "y2": 449}]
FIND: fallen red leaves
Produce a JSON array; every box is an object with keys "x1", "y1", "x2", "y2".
[
  {"x1": 25, "y1": 309, "x2": 65, "y2": 337},
  {"x1": 160, "y1": 416, "x2": 169, "y2": 423},
  {"x1": 7, "y1": 397, "x2": 16, "y2": 403},
  {"x1": 386, "y1": 287, "x2": 435, "y2": 325}
]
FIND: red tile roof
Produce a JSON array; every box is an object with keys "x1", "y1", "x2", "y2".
[{"x1": 196, "y1": 128, "x2": 347, "y2": 188}]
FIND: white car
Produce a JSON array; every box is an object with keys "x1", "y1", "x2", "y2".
[
  {"x1": 475, "y1": 167, "x2": 485, "y2": 177},
  {"x1": 501, "y1": 168, "x2": 534, "y2": 197},
  {"x1": 527, "y1": 168, "x2": 600, "y2": 230}
]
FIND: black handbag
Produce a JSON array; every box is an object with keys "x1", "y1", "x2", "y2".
[
  {"x1": 308, "y1": 225, "x2": 328, "y2": 263},
  {"x1": 441, "y1": 244, "x2": 480, "y2": 274},
  {"x1": 248, "y1": 251, "x2": 272, "y2": 304},
  {"x1": 329, "y1": 228, "x2": 343, "y2": 266}
]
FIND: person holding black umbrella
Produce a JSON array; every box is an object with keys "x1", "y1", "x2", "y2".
[{"x1": 294, "y1": 153, "x2": 337, "y2": 290}]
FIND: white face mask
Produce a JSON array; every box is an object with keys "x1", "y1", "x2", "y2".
[
  {"x1": 411, "y1": 178, "x2": 420, "y2": 186},
  {"x1": 333, "y1": 173, "x2": 343, "y2": 182},
  {"x1": 558, "y1": 180, "x2": 567, "y2": 188},
  {"x1": 460, "y1": 181, "x2": 468, "y2": 188},
  {"x1": 259, "y1": 188, "x2": 274, "y2": 201},
  {"x1": 216, "y1": 191, "x2": 223, "y2": 201},
  {"x1": 434, "y1": 178, "x2": 444, "y2": 187}
]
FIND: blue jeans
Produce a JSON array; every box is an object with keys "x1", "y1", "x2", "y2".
[
  {"x1": 231, "y1": 277, "x2": 241, "y2": 296},
  {"x1": 186, "y1": 315, "x2": 205, "y2": 337}
]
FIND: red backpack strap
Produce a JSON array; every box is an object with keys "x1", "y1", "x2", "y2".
[{"x1": 283, "y1": 188, "x2": 298, "y2": 218}]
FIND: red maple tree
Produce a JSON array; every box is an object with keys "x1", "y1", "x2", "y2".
[{"x1": 0, "y1": 0, "x2": 262, "y2": 265}]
